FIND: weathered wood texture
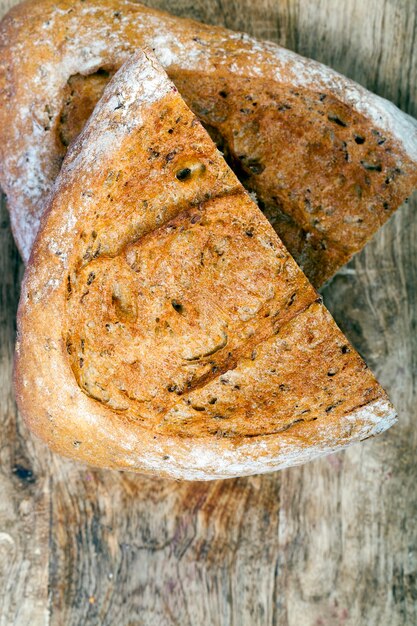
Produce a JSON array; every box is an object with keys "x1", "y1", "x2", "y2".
[{"x1": 0, "y1": 1, "x2": 416, "y2": 624}]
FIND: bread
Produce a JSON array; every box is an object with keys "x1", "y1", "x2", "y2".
[
  {"x1": 14, "y1": 50, "x2": 396, "y2": 480},
  {"x1": 0, "y1": 1, "x2": 416, "y2": 286}
]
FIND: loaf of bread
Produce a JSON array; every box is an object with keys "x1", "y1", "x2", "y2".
[
  {"x1": 0, "y1": 0, "x2": 416, "y2": 286},
  {"x1": 14, "y1": 50, "x2": 396, "y2": 479}
]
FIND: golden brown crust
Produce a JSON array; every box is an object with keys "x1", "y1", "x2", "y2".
[
  {"x1": 14, "y1": 51, "x2": 396, "y2": 479},
  {"x1": 0, "y1": 0, "x2": 416, "y2": 285}
]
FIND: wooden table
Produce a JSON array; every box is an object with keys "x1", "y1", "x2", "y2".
[{"x1": 1, "y1": 1, "x2": 416, "y2": 624}]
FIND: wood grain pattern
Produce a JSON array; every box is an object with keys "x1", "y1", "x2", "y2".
[{"x1": 0, "y1": 0, "x2": 416, "y2": 624}]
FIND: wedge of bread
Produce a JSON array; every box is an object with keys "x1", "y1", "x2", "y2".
[
  {"x1": 14, "y1": 50, "x2": 396, "y2": 480},
  {"x1": 0, "y1": 0, "x2": 416, "y2": 285}
]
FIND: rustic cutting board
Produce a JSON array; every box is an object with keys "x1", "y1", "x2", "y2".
[{"x1": 0, "y1": 1, "x2": 416, "y2": 624}]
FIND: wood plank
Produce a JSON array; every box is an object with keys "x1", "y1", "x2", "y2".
[
  {"x1": 0, "y1": 195, "x2": 50, "y2": 626},
  {"x1": 0, "y1": 0, "x2": 415, "y2": 624},
  {"x1": 268, "y1": 2, "x2": 417, "y2": 624}
]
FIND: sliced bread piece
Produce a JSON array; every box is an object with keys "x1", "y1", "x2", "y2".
[{"x1": 14, "y1": 50, "x2": 396, "y2": 480}]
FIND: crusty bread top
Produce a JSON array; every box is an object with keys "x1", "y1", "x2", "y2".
[
  {"x1": 0, "y1": 0, "x2": 416, "y2": 285},
  {"x1": 14, "y1": 49, "x2": 396, "y2": 480}
]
